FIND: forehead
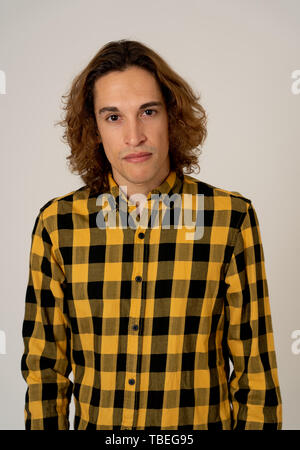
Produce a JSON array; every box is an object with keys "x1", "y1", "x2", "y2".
[{"x1": 93, "y1": 66, "x2": 163, "y2": 104}]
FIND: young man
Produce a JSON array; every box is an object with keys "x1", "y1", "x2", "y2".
[{"x1": 21, "y1": 39, "x2": 282, "y2": 430}]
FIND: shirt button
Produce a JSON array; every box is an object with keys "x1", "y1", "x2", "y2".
[
  {"x1": 135, "y1": 275, "x2": 142, "y2": 282},
  {"x1": 128, "y1": 378, "x2": 135, "y2": 385},
  {"x1": 132, "y1": 324, "x2": 139, "y2": 331},
  {"x1": 138, "y1": 232, "x2": 145, "y2": 239}
]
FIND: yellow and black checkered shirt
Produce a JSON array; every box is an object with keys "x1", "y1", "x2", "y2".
[{"x1": 21, "y1": 170, "x2": 282, "y2": 430}]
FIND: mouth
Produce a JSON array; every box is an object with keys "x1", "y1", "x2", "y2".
[{"x1": 123, "y1": 152, "x2": 152, "y2": 163}]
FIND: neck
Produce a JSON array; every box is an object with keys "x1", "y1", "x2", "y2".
[{"x1": 112, "y1": 166, "x2": 171, "y2": 201}]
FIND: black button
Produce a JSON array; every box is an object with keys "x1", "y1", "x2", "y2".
[
  {"x1": 132, "y1": 324, "x2": 139, "y2": 331},
  {"x1": 135, "y1": 275, "x2": 142, "y2": 282},
  {"x1": 138, "y1": 232, "x2": 145, "y2": 239},
  {"x1": 128, "y1": 378, "x2": 135, "y2": 385}
]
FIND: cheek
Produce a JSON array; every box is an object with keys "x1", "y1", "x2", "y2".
[
  {"x1": 157, "y1": 123, "x2": 169, "y2": 147},
  {"x1": 150, "y1": 118, "x2": 168, "y2": 140},
  {"x1": 99, "y1": 125, "x2": 120, "y2": 149},
  {"x1": 159, "y1": 115, "x2": 169, "y2": 137},
  {"x1": 98, "y1": 129, "x2": 118, "y2": 161},
  {"x1": 103, "y1": 142, "x2": 119, "y2": 162}
]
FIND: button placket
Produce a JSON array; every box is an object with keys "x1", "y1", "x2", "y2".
[{"x1": 121, "y1": 224, "x2": 146, "y2": 428}]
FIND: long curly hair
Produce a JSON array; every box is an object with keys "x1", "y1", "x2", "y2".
[{"x1": 55, "y1": 39, "x2": 208, "y2": 195}]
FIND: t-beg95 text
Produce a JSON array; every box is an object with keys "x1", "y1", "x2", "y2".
[{"x1": 148, "y1": 435, "x2": 194, "y2": 445}]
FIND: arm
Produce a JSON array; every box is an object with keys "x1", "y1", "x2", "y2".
[
  {"x1": 224, "y1": 201, "x2": 282, "y2": 430},
  {"x1": 21, "y1": 209, "x2": 73, "y2": 430}
]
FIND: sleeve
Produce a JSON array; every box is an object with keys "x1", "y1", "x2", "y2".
[
  {"x1": 224, "y1": 201, "x2": 282, "y2": 430},
  {"x1": 21, "y1": 210, "x2": 73, "y2": 430}
]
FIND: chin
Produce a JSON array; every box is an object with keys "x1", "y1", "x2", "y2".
[{"x1": 128, "y1": 165, "x2": 154, "y2": 176}]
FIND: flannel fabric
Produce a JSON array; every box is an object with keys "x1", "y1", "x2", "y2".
[{"x1": 21, "y1": 170, "x2": 282, "y2": 430}]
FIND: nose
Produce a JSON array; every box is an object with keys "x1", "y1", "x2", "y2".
[{"x1": 124, "y1": 118, "x2": 146, "y2": 147}]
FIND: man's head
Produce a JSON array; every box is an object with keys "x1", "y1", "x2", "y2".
[
  {"x1": 57, "y1": 39, "x2": 207, "y2": 194},
  {"x1": 93, "y1": 66, "x2": 170, "y2": 197}
]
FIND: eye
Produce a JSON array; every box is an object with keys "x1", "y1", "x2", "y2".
[
  {"x1": 105, "y1": 109, "x2": 157, "y2": 122},
  {"x1": 106, "y1": 114, "x2": 119, "y2": 122},
  {"x1": 144, "y1": 109, "x2": 157, "y2": 116}
]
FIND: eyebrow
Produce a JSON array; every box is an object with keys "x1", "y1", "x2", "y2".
[{"x1": 98, "y1": 101, "x2": 164, "y2": 116}]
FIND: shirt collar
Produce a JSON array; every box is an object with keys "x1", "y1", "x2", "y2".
[{"x1": 107, "y1": 169, "x2": 183, "y2": 211}]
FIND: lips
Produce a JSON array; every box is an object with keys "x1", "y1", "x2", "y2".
[
  {"x1": 124, "y1": 152, "x2": 152, "y2": 159},
  {"x1": 123, "y1": 152, "x2": 152, "y2": 163}
]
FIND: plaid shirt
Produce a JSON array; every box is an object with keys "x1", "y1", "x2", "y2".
[{"x1": 21, "y1": 170, "x2": 282, "y2": 430}]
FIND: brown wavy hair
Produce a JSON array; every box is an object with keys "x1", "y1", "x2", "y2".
[{"x1": 55, "y1": 39, "x2": 208, "y2": 195}]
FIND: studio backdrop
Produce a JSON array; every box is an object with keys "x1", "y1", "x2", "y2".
[{"x1": 0, "y1": 0, "x2": 299, "y2": 430}]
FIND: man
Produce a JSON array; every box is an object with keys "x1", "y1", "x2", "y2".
[{"x1": 21, "y1": 39, "x2": 282, "y2": 430}]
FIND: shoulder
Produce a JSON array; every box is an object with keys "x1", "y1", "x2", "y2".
[
  {"x1": 182, "y1": 173, "x2": 252, "y2": 228},
  {"x1": 182, "y1": 173, "x2": 250, "y2": 201},
  {"x1": 38, "y1": 185, "x2": 89, "y2": 215},
  {"x1": 34, "y1": 185, "x2": 91, "y2": 235}
]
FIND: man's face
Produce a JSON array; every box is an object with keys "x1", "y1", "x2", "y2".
[{"x1": 93, "y1": 66, "x2": 170, "y2": 196}]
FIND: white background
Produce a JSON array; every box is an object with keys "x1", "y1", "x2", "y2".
[{"x1": 0, "y1": 0, "x2": 299, "y2": 429}]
